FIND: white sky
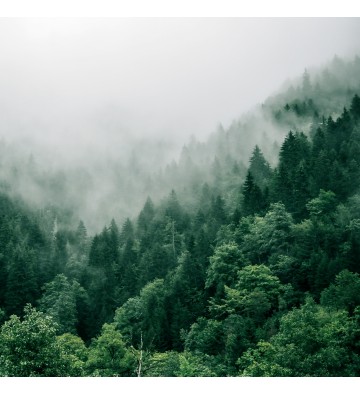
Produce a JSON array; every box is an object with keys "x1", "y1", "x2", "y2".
[{"x1": 0, "y1": 18, "x2": 360, "y2": 151}]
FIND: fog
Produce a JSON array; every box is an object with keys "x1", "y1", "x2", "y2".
[
  {"x1": 1, "y1": 18, "x2": 360, "y2": 232},
  {"x1": 1, "y1": 19, "x2": 360, "y2": 148}
]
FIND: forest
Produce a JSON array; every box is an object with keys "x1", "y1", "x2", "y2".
[{"x1": 1, "y1": 56, "x2": 360, "y2": 376}]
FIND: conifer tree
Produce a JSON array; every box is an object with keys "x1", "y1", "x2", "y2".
[
  {"x1": 242, "y1": 171, "x2": 264, "y2": 216},
  {"x1": 248, "y1": 145, "x2": 272, "y2": 190},
  {"x1": 5, "y1": 244, "x2": 38, "y2": 316}
]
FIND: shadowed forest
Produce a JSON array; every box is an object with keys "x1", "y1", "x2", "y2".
[{"x1": 1, "y1": 55, "x2": 360, "y2": 376}]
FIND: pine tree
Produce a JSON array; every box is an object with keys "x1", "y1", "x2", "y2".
[
  {"x1": 273, "y1": 131, "x2": 311, "y2": 214},
  {"x1": 211, "y1": 195, "x2": 227, "y2": 225},
  {"x1": 242, "y1": 171, "x2": 264, "y2": 216},
  {"x1": 165, "y1": 190, "x2": 184, "y2": 227},
  {"x1": 120, "y1": 218, "x2": 134, "y2": 246},
  {"x1": 302, "y1": 68, "x2": 312, "y2": 97},
  {"x1": 248, "y1": 146, "x2": 272, "y2": 190},
  {"x1": 350, "y1": 94, "x2": 360, "y2": 119},
  {"x1": 137, "y1": 197, "x2": 155, "y2": 252},
  {"x1": 5, "y1": 244, "x2": 38, "y2": 316},
  {"x1": 76, "y1": 220, "x2": 87, "y2": 244}
]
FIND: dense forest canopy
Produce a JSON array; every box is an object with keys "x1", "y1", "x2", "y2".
[{"x1": 1, "y1": 55, "x2": 360, "y2": 376}]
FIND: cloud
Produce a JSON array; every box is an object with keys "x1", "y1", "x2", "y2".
[
  {"x1": 0, "y1": 18, "x2": 360, "y2": 231},
  {"x1": 1, "y1": 18, "x2": 360, "y2": 148}
]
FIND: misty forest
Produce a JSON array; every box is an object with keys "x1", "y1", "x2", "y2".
[{"x1": 1, "y1": 35, "x2": 360, "y2": 377}]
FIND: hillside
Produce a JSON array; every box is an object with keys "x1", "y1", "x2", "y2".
[{"x1": 1, "y1": 55, "x2": 360, "y2": 377}]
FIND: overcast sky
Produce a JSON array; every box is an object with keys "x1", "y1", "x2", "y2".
[{"x1": 0, "y1": 18, "x2": 360, "y2": 152}]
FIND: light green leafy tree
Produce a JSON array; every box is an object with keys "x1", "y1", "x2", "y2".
[
  {"x1": 0, "y1": 304, "x2": 81, "y2": 376},
  {"x1": 238, "y1": 297, "x2": 360, "y2": 376},
  {"x1": 57, "y1": 333, "x2": 88, "y2": 376},
  {"x1": 320, "y1": 269, "x2": 360, "y2": 313},
  {"x1": 184, "y1": 317, "x2": 224, "y2": 356},
  {"x1": 205, "y1": 242, "x2": 246, "y2": 297},
  {"x1": 38, "y1": 274, "x2": 88, "y2": 335},
  {"x1": 114, "y1": 279, "x2": 168, "y2": 351},
  {"x1": 306, "y1": 189, "x2": 337, "y2": 220},
  {"x1": 183, "y1": 314, "x2": 255, "y2": 375},
  {"x1": 209, "y1": 264, "x2": 287, "y2": 323},
  {"x1": 242, "y1": 203, "x2": 294, "y2": 264},
  {"x1": 143, "y1": 351, "x2": 180, "y2": 377},
  {"x1": 176, "y1": 351, "x2": 226, "y2": 377},
  {"x1": 86, "y1": 323, "x2": 136, "y2": 376}
]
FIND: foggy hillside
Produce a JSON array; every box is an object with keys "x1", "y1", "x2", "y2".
[
  {"x1": 1, "y1": 54, "x2": 360, "y2": 376},
  {"x1": 2, "y1": 17, "x2": 360, "y2": 377},
  {"x1": 1, "y1": 54, "x2": 360, "y2": 233}
]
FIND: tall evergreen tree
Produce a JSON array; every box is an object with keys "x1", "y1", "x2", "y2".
[
  {"x1": 248, "y1": 146, "x2": 272, "y2": 190},
  {"x1": 5, "y1": 244, "x2": 38, "y2": 316},
  {"x1": 242, "y1": 171, "x2": 264, "y2": 216}
]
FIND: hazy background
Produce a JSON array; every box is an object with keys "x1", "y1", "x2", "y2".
[
  {"x1": 1, "y1": 18, "x2": 360, "y2": 231},
  {"x1": 1, "y1": 18, "x2": 360, "y2": 156}
]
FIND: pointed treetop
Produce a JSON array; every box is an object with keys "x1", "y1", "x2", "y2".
[
  {"x1": 350, "y1": 94, "x2": 360, "y2": 118},
  {"x1": 121, "y1": 218, "x2": 134, "y2": 241},
  {"x1": 76, "y1": 220, "x2": 87, "y2": 242}
]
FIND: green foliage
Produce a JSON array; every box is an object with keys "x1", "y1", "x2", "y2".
[
  {"x1": 86, "y1": 323, "x2": 136, "y2": 376},
  {"x1": 0, "y1": 305, "x2": 81, "y2": 376},
  {"x1": 209, "y1": 265, "x2": 285, "y2": 323},
  {"x1": 184, "y1": 317, "x2": 224, "y2": 356},
  {"x1": 321, "y1": 270, "x2": 360, "y2": 313},
  {"x1": 166, "y1": 251, "x2": 207, "y2": 350},
  {"x1": 238, "y1": 297, "x2": 360, "y2": 376},
  {"x1": 248, "y1": 145, "x2": 272, "y2": 190},
  {"x1": 176, "y1": 351, "x2": 226, "y2": 377},
  {"x1": 242, "y1": 171, "x2": 265, "y2": 216},
  {"x1": 273, "y1": 131, "x2": 311, "y2": 217},
  {"x1": 241, "y1": 203, "x2": 293, "y2": 264},
  {"x1": 114, "y1": 279, "x2": 168, "y2": 351},
  {"x1": 5, "y1": 243, "x2": 38, "y2": 316},
  {"x1": 350, "y1": 94, "x2": 360, "y2": 119},
  {"x1": 38, "y1": 274, "x2": 85, "y2": 335},
  {"x1": 143, "y1": 351, "x2": 180, "y2": 377},
  {"x1": 57, "y1": 333, "x2": 88, "y2": 375},
  {"x1": 306, "y1": 189, "x2": 337, "y2": 219},
  {"x1": 205, "y1": 242, "x2": 246, "y2": 296}
]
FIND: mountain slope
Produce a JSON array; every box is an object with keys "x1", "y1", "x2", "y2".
[{"x1": 1, "y1": 55, "x2": 360, "y2": 376}]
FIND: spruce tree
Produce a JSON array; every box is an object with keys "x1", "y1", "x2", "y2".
[{"x1": 242, "y1": 171, "x2": 264, "y2": 216}]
